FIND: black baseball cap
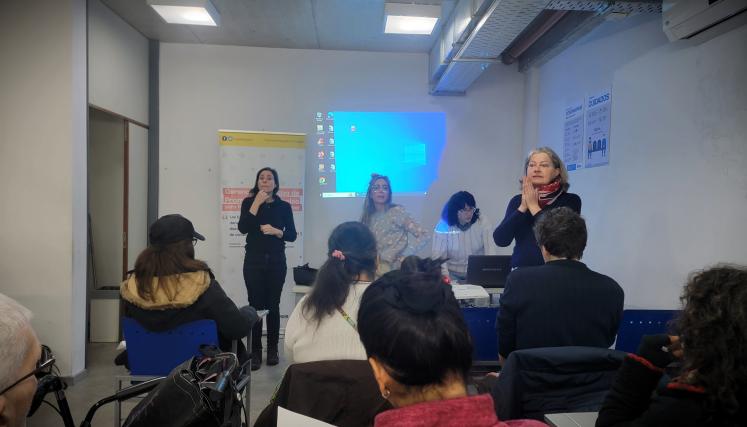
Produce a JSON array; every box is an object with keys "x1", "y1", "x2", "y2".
[{"x1": 149, "y1": 214, "x2": 205, "y2": 245}]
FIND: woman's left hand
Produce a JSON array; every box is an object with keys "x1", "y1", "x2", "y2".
[{"x1": 260, "y1": 224, "x2": 283, "y2": 238}]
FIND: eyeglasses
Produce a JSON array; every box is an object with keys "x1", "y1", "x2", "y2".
[{"x1": 0, "y1": 345, "x2": 55, "y2": 396}]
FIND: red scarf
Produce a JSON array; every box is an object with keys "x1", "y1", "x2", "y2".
[{"x1": 537, "y1": 178, "x2": 562, "y2": 208}]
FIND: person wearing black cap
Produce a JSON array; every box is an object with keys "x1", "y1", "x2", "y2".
[
  {"x1": 118, "y1": 214, "x2": 258, "y2": 364},
  {"x1": 238, "y1": 167, "x2": 297, "y2": 370}
]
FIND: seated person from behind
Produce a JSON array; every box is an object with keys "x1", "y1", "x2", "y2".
[
  {"x1": 120, "y1": 214, "x2": 257, "y2": 363},
  {"x1": 0, "y1": 293, "x2": 45, "y2": 427},
  {"x1": 597, "y1": 265, "x2": 747, "y2": 427},
  {"x1": 284, "y1": 221, "x2": 377, "y2": 363},
  {"x1": 358, "y1": 257, "x2": 544, "y2": 427},
  {"x1": 498, "y1": 207, "x2": 623, "y2": 362}
]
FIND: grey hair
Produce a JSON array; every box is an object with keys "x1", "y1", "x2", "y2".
[{"x1": 0, "y1": 293, "x2": 34, "y2": 390}]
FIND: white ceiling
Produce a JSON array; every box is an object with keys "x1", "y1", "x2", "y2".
[{"x1": 100, "y1": 0, "x2": 457, "y2": 53}]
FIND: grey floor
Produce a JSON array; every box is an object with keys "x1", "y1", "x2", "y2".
[{"x1": 28, "y1": 341, "x2": 289, "y2": 427}]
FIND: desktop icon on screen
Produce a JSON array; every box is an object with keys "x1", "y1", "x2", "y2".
[
  {"x1": 329, "y1": 138, "x2": 334, "y2": 146},
  {"x1": 327, "y1": 112, "x2": 334, "y2": 120},
  {"x1": 350, "y1": 125, "x2": 356, "y2": 132},
  {"x1": 318, "y1": 163, "x2": 325, "y2": 172},
  {"x1": 319, "y1": 176, "x2": 327, "y2": 185},
  {"x1": 329, "y1": 151, "x2": 335, "y2": 159},
  {"x1": 317, "y1": 137, "x2": 325, "y2": 146},
  {"x1": 317, "y1": 151, "x2": 325, "y2": 159},
  {"x1": 316, "y1": 112, "x2": 323, "y2": 121},
  {"x1": 316, "y1": 125, "x2": 324, "y2": 133},
  {"x1": 329, "y1": 164, "x2": 336, "y2": 173},
  {"x1": 328, "y1": 125, "x2": 334, "y2": 133}
]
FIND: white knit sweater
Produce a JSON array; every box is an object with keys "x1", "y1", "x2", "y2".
[{"x1": 284, "y1": 282, "x2": 370, "y2": 364}]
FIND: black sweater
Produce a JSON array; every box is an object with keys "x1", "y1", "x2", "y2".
[
  {"x1": 237, "y1": 195, "x2": 297, "y2": 265},
  {"x1": 596, "y1": 355, "x2": 744, "y2": 426},
  {"x1": 493, "y1": 192, "x2": 581, "y2": 269}
]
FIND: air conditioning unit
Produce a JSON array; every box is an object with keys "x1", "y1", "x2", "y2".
[{"x1": 663, "y1": 0, "x2": 747, "y2": 41}]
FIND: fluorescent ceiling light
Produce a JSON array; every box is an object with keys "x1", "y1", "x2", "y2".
[
  {"x1": 147, "y1": 0, "x2": 220, "y2": 26},
  {"x1": 384, "y1": 3, "x2": 440, "y2": 35}
]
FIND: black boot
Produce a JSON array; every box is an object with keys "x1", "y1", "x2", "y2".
[
  {"x1": 251, "y1": 351, "x2": 262, "y2": 371},
  {"x1": 266, "y1": 347, "x2": 279, "y2": 366}
]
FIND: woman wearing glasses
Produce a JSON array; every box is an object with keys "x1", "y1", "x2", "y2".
[
  {"x1": 493, "y1": 147, "x2": 581, "y2": 269},
  {"x1": 433, "y1": 191, "x2": 495, "y2": 283},
  {"x1": 238, "y1": 167, "x2": 297, "y2": 371},
  {"x1": 361, "y1": 174, "x2": 428, "y2": 274},
  {"x1": 120, "y1": 215, "x2": 257, "y2": 365}
]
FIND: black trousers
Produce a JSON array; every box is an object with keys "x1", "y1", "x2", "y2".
[{"x1": 243, "y1": 257, "x2": 286, "y2": 352}]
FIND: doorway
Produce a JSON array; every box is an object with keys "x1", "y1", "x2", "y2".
[{"x1": 87, "y1": 106, "x2": 149, "y2": 343}]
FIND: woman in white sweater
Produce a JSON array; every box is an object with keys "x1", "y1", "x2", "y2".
[{"x1": 285, "y1": 221, "x2": 377, "y2": 363}]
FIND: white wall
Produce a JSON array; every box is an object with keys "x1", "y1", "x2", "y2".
[
  {"x1": 0, "y1": 0, "x2": 87, "y2": 376},
  {"x1": 159, "y1": 44, "x2": 525, "y2": 301},
  {"x1": 88, "y1": 0, "x2": 149, "y2": 125},
  {"x1": 530, "y1": 13, "x2": 747, "y2": 308},
  {"x1": 89, "y1": 110, "x2": 124, "y2": 286}
]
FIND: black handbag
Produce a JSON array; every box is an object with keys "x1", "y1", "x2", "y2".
[
  {"x1": 293, "y1": 263, "x2": 318, "y2": 286},
  {"x1": 123, "y1": 355, "x2": 242, "y2": 427}
]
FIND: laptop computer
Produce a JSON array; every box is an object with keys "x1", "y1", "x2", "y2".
[{"x1": 466, "y1": 255, "x2": 511, "y2": 288}]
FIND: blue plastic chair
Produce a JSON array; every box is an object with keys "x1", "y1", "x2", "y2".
[
  {"x1": 121, "y1": 317, "x2": 219, "y2": 376},
  {"x1": 614, "y1": 309, "x2": 680, "y2": 353},
  {"x1": 116, "y1": 318, "x2": 221, "y2": 426}
]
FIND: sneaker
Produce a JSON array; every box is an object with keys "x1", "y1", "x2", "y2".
[
  {"x1": 251, "y1": 352, "x2": 262, "y2": 371},
  {"x1": 266, "y1": 348, "x2": 279, "y2": 366}
]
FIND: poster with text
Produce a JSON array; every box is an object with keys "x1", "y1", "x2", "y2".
[
  {"x1": 563, "y1": 101, "x2": 585, "y2": 171},
  {"x1": 218, "y1": 130, "x2": 305, "y2": 331},
  {"x1": 585, "y1": 89, "x2": 611, "y2": 168}
]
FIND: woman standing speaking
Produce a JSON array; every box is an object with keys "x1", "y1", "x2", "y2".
[
  {"x1": 493, "y1": 147, "x2": 580, "y2": 269},
  {"x1": 238, "y1": 167, "x2": 297, "y2": 370}
]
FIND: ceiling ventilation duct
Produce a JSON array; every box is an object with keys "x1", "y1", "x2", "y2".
[
  {"x1": 429, "y1": 0, "x2": 551, "y2": 95},
  {"x1": 429, "y1": 1, "x2": 663, "y2": 95}
]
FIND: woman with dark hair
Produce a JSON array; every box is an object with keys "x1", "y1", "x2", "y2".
[
  {"x1": 357, "y1": 257, "x2": 545, "y2": 427},
  {"x1": 493, "y1": 147, "x2": 581, "y2": 269},
  {"x1": 433, "y1": 191, "x2": 495, "y2": 282},
  {"x1": 238, "y1": 167, "x2": 297, "y2": 370},
  {"x1": 361, "y1": 173, "x2": 428, "y2": 274},
  {"x1": 120, "y1": 214, "x2": 257, "y2": 363},
  {"x1": 284, "y1": 221, "x2": 377, "y2": 363},
  {"x1": 597, "y1": 265, "x2": 747, "y2": 427}
]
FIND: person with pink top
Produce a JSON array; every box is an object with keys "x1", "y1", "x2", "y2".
[{"x1": 357, "y1": 257, "x2": 546, "y2": 427}]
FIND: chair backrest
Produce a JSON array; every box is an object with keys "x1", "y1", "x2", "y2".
[
  {"x1": 492, "y1": 346, "x2": 626, "y2": 421},
  {"x1": 614, "y1": 309, "x2": 680, "y2": 353},
  {"x1": 254, "y1": 360, "x2": 390, "y2": 427},
  {"x1": 122, "y1": 317, "x2": 219, "y2": 376}
]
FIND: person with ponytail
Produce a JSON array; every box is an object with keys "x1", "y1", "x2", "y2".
[
  {"x1": 284, "y1": 221, "x2": 377, "y2": 364},
  {"x1": 357, "y1": 257, "x2": 545, "y2": 427},
  {"x1": 493, "y1": 147, "x2": 581, "y2": 269}
]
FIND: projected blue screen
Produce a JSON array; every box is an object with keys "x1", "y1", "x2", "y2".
[{"x1": 314, "y1": 111, "x2": 446, "y2": 197}]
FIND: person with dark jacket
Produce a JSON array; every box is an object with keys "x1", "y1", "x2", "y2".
[
  {"x1": 498, "y1": 207, "x2": 623, "y2": 361},
  {"x1": 119, "y1": 214, "x2": 257, "y2": 364},
  {"x1": 238, "y1": 167, "x2": 297, "y2": 370},
  {"x1": 493, "y1": 147, "x2": 581, "y2": 269},
  {"x1": 597, "y1": 266, "x2": 747, "y2": 427}
]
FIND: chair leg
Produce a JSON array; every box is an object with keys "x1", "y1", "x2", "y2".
[{"x1": 115, "y1": 377, "x2": 122, "y2": 427}]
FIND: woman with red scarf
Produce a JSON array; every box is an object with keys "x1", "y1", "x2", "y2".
[{"x1": 493, "y1": 147, "x2": 581, "y2": 269}]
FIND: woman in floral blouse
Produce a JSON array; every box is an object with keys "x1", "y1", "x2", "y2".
[{"x1": 360, "y1": 174, "x2": 429, "y2": 274}]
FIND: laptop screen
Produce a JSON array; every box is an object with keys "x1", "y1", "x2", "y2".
[{"x1": 466, "y1": 255, "x2": 511, "y2": 288}]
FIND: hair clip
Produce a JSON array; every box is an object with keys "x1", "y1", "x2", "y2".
[{"x1": 331, "y1": 250, "x2": 346, "y2": 261}]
